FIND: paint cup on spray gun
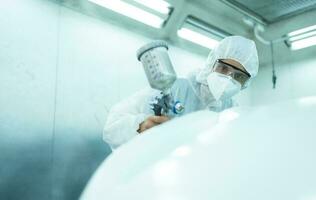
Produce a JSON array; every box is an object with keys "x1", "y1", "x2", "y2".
[{"x1": 137, "y1": 40, "x2": 184, "y2": 116}]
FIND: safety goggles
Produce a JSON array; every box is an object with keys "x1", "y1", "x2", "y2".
[{"x1": 212, "y1": 59, "x2": 251, "y2": 86}]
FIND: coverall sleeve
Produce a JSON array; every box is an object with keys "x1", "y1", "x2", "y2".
[{"x1": 103, "y1": 88, "x2": 156, "y2": 150}]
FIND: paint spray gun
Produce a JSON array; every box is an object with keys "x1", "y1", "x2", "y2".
[{"x1": 137, "y1": 41, "x2": 184, "y2": 116}]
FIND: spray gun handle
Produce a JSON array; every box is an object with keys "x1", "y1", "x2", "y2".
[
  {"x1": 151, "y1": 95, "x2": 184, "y2": 116},
  {"x1": 151, "y1": 94, "x2": 171, "y2": 116},
  {"x1": 152, "y1": 103, "x2": 163, "y2": 116},
  {"x1": 151, "y1": 95, "x2": 165, "y2": 116}
]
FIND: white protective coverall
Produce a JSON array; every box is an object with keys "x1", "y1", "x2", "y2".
[{"x1": 104, "y1": 36, "x2": 259, "y2": 149}]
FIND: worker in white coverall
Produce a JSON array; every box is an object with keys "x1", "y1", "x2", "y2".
[{"x1": 104, "y1": 36, "x2": 259, "y2": 150}]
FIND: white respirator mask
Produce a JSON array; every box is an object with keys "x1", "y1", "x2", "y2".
[{"x1": 206, "y1": 72, "x2": 241, "y2": 101}]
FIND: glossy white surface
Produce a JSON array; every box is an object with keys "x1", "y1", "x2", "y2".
[{"x1": 81, "y1": 96, "x2": 316, "y2": 200}]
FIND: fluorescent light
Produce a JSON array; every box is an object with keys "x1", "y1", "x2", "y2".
[
  {"x1": 290, "y1": 35, "x2": 316, "y2": 50},
  {"x1": 89, "y1": 0, "x2": 164, "y2": 28},
  {"x1": 286, "y1": 24, "x2": 316, "y2": 50},
  {"x1": 288, "y1": 24, "x2": 316, "y2": 37},
  {"x1": 177, "y1": 28, "x2": 219, "y2": 49},
  {"x1": 289, "y1": 30, "x2": 316, "y2": 42},
  {"x1": 177, "y1": 16, "x2": 229, "y2": 49},
  {"x1": 133, "y1": 0, "x2": 171, "y2": 14}
]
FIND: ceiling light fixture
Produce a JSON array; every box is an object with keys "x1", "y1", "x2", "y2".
[
  {"x1": 88, "y1": 0, "x2": 171, "y2": 28},
  {"x1": 177, "y1": 16, "x2": 230, "y2": 49},
  {"x1": 285, "y1": 24, "x2": 316, "y2": 50}
]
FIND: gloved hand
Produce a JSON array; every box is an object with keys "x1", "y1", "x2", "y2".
[{"x1": 137, "y1": 115, "x2": 170, "y2": 134}]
